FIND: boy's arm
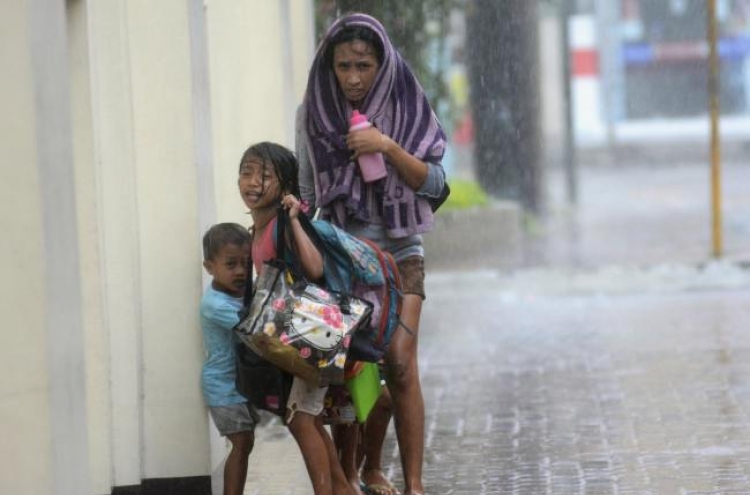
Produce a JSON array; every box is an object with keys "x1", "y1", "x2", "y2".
[
  {"x1": 203, "y1": 297, "x2": 241, "y2": 330},
  {"x1": 281, "y1": 194, "x2": 324, "y2": 281}
]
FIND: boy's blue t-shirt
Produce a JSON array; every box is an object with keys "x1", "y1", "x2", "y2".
[{"x1": 200, "y1": 285, "x2": 246, "y2": 407}]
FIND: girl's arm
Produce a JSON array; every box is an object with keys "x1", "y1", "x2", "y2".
[{"x1": 281, "y1": 194, "x2": 323, "y2": 281}]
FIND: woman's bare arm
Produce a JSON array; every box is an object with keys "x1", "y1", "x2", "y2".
[{"x1": 346, "y1": 126, "x2": 429, "y2": 190}]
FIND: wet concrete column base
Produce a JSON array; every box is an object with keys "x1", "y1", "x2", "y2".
[{"x1": 424, "y1": 201, "x2": 522, "y2": 270}]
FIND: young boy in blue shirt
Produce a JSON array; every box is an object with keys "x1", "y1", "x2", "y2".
[{"x1": 201, "y1": 222, "x2": 260, "y2": 495}]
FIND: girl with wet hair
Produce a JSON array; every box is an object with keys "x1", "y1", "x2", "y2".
[
  {"x1": 238, "y1": 141, "x2": 301, "y2": 200},
  {"x1": 237, "y1": 141, "x2": 356, "y2": 495}
]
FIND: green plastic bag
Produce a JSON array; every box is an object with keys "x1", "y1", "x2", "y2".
[{"x1": 345, "y1": 362, "x2": 383, "y2": 423}]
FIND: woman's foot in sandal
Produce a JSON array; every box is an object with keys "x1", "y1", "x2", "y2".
[
  {"x1": 402, "y1": 484, "x2": 425, "y2": 495},
  {"x1": 360, "y1": 469, "x2": 399, "y2": 495}
]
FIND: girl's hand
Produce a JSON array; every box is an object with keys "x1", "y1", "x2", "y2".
[
  {"x1": 281, "y1": 194, "x2": 302, "y2": 219},
  {"x1": 281, "y1": 193, "x2": 322, "y2": 280},
  {"x1": 346, "y1": 126, "x2": 391, "y2": 159}
]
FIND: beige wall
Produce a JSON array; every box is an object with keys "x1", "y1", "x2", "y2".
[
  {"x1": 68, "y1": 0, "x2": 111, "y2": 491},
  {"x1": 124, "y1": 0, "x2": 209, "y2": 479},
  {"x1": 203, "y1": 1, "x2": 314, "y2": 485},
  {"x1": 87, "y1": 0, "x2": 144, "y2": 488},
  {"x1": 0, "y1": 0, "x2": 315, "y2": 493},
  {"x1": 207, "y1": 0, "x2": 315, "y2": 228},
  {"x1": 0, "y1": 4, "x2": 54, "y2": 495}
]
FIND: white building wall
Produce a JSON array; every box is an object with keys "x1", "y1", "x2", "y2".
[
  {"x1": 206, "y1": 0, "x2": 315, "y2": 228},
  {"x1": 124, "y1": 0, "x2": 208, "y2": 478},
  {"x1": 288, "y1": 0, "x2": 317, "y2": 108},
  {"x1": 203, "y1": 3, "x2": 314, "y2": 487},
  {"x1": 67, "y1": 1, "x2": 112, "y2": 492},
  {"x1": 6, "y1": 1, "x2": 92, "y2": 495},
  {"x1": 0, "y1": 1, "x2": 315, "y2": 494},
  {"x1": 86, "y1": 0, "x2": 144, "y2": 489},
  {"x1": 0, "y1": 3, "x2": 54, "y2": 495}
]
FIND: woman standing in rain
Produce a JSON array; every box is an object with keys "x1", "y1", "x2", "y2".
[{"x1": 297, "y1": 12, "x2": 447, "y2": 495}]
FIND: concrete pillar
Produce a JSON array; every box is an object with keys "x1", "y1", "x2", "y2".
[
  {"x1": 539, "y1": 14, "x2": 566, "y2": 166},
  {"x1": 89, "y1": 0, "x2": 209, "y2": 487},
  {"x1": 0, "y1": 0, "x2": 93, "y2": 494},
  {"x1": 86, "y1": 0, "x2": 145, "y2": 488},
  {"x1": 0, "y1": 1, "x2": 318, "y2": 493},
  {"x1": 67, "y1": 0, "x2": 112, "y2": 492},
  {"x1": 123, "y1": 0, "x2": 207, "y2": 479},
  {"x1": 569, "y1": 14, "x2": 606, "y2": 145},
  {"x1": 0, "y1": 1, "x2": 55, "y2": 494}
]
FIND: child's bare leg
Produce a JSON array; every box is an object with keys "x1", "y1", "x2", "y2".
[
  {"x1": 334, "y1": 423, "x2": 364, "y2": 494},
  {"x1": 360, "y1": 389, "x2": 397, "y2": 495},
  {"x1": 317, "y1": 417, "x2": 357, "y2": 495},
  {"x1": 224, "y1": 430, "x2": 254, "y2": 495},
  {"x1": 288, "y1": 411, "x2": 334, "y2": 495}
]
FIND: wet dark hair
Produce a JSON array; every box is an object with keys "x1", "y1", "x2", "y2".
[
  {"x1": 324, "y1": 24, "x2": 385, "y2": 70},
  {"x1": 202, "y1": 223, "x2": 250, "y2": 261},
  {"x1": 238, "y1": 141, "x2": 300, "y2": 199}
]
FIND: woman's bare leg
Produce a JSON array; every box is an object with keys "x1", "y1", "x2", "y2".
[
  {"x1": 385, "y1": 294, "x2": 424, "y2": 495},
  {"x1": 360, "y1": 389, "x2": 397, "y2": 494}
]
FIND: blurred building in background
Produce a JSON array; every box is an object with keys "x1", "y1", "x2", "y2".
[
  {"x1": 570, "y1": 0, "x2": 750, "y2": 147},
  {"x1": 620, "y1": 0, "x2": 750, "y2": 119}
]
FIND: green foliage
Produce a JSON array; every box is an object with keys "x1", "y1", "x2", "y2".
[{"x1": 440, "y1": 179, "x2": 490, "y2": 212}]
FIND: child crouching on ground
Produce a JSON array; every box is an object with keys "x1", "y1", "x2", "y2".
[{"x1": 201, "y1": 222, "x2": 260, "y2": 495}]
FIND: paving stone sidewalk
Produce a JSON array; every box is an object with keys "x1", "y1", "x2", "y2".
[
  {"x1": 238, "y1": 161, "x2": 750, "y2": 494},
  {"x1": 241, "y1": 270, "x2": 750, "y2": 494},
  {"x1": 414, "y1": 276, "x2": 750, "y2": 495}
]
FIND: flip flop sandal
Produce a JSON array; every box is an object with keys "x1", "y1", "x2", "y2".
[{"x1": 361, "y1": 482, "x2": 400, "y2": 495}]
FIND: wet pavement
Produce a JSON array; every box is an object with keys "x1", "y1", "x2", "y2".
[
  {"x1": 239, "y1": 161, "x2": 750, "y2": 494},
  {"x1": 417, "y1": 270, "x2": 750, "y2": 495},
  {"x1": 522, "y1": 162, "x2": 750, "y2": 270}
]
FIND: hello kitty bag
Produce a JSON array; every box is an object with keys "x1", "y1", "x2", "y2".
[{"x1": 234, "y1": 209, "x2": 372, "y2": 387}]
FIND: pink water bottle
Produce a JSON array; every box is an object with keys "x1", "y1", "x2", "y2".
[{"x1": 349, "y1": 110, "x2": 387, "y2": 183}]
